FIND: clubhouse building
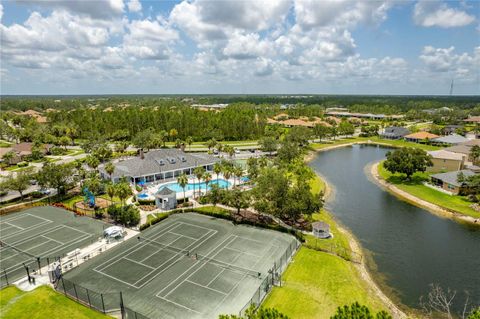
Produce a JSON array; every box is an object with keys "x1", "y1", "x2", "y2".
[{"x1": 99, "y1": 149, "x2": 220, "y2": 184}]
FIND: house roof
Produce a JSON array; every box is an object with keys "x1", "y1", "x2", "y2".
[
  {"x1": 382, "y1": 126, "x2": 410, "y2": 137},
  {"x1": 404, "y1": 132, "x2": 439, "y2": 140},
  {"x1": 155, "y1": 187, "x2": 175, "y2": 197},
  {"x1": 427, "y1": 150, "x2": 465, "y2": 161},
  {"x1": 101, "y1": 149, "x2": 220, "y2": 179},
  {"x1": 463, "y1": 116, "x2": 480, "y2": 123},
  {"x1": 432, "y1": 134, "x2": 468, "y2": 145},
  {"x1": 312, "y1": 221, "x2": 330, "y2": 231},
  {"x1": 431, "y1": 170, "x2": 476, "y2": 187},
  {"x1": 0, "y1": 147, "x2": 13, "y2": 158},
  {"x1": 444, "y1": 139, "x2": 480, "y2": 155}
]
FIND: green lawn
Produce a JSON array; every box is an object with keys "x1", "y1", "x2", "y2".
[
  {"x1": 309, "y1": 173, "x2": 325, "y2": 194},
  {"x1": 263, "y1": 247, "x2": 387, "y2": 319},
  {"x1": 0, "y1": 286, "x2": 110, "y2": 319},
  {"x1": 378, "y1": 162, "x2": 480, "y2": 219},
  {"x1": 310, "y1": 136, "x2": 440, "y2": 151},
  {"x1": 0, "y1": 141, "x2": 12, "y2": 148}
]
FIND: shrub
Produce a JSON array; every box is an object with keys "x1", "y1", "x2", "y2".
[
  {"x1": 330, "y1": 302, "x2": 392, "y2": 319},
  {"x1": 138, "y1": 199, "x2": 155, "y2": 205},
  {"x1": 17, "y1": 161, "x2": 28, "y2": 167},
  {"x1": 135, "y1": 185, "x2": 142, "y2": 192},
  {"x1": 30, "y1": 191, "x2": 44, "y2": 199}
]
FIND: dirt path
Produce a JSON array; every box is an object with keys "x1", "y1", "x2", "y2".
[{"x1": 369, "y1": 162, "x2": 480, "y2": 226}]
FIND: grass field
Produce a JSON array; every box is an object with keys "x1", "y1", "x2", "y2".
[
  {"x1": 378, "y1": 161, "x2": 480, "y2": 219},
  {"x1": 0, "y1": 286, "x2": 109, "y2": 319},
  {"x1": 262, "y1": 247, "x2": 386, "y2": 319},
  {"x1": 310, "y1": 136, "x2": 441, "y2": 151}
]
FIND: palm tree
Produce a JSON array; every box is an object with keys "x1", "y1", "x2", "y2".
[
  {"x1": 186, "y1": 136, "x2": 193, "y2": 151},
  {"x1": 203, "y1": 172, "x2": 212, "y2": 195},
  {"x1": 193, "y1": 166, "x2": 205, "y2": 197},
  {"x1": 213, "y1": 162, "x2": 223, "y2": 183},
  {"x1": 233, "y1": 165, "x2": 243, "y2": 188},
  {"x1": 470, "y1": 145, "x2": 480, "y2": 164},
  {"x1": 226, "y1": 145, "x2": 235, "y2": 159},
  {"x1": 223, "y1": 166, "x2": 232, "y2": 190},
  {"x1": 206, "y1": 138, "x2": 217, "y2": 151},
  {"x1": 106, "y1": 183, "x2": 116, "y2": 207},
  {"x1": 105, "y1": 162, "x2": 115, "y2": 181},
  {"x1": 115, "y1": 182, "x2": 132, "y2": 207},
  {"x1": 177, "y1": 173, "x2": 188, "y2": 203},
  {"x1": 2, "y1": 151, "x2": 15, "y2": 166}
]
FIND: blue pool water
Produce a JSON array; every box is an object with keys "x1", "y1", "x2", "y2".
[
  {"x1": 158, "y1": 179, "x2": 231, "y2": 193},
  {"x1": 137, "y1": 192, "x2": 149, "y2": 199}
]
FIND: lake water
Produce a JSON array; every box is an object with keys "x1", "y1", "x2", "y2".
[{"x1": 309, "y1": 144, "x2": 480, "y2": 312}]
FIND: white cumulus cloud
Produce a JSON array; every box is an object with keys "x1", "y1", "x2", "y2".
[{"x1": 413, "y1": 1, "x2": 475, "y2": 28}]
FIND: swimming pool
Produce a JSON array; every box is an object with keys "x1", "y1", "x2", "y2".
[
  {"x1": 137, "y1": 192, "x2": 149, "y2": 199},
  {"x1": 158, "y1": 179, "x2": 231, "y2": 193}
]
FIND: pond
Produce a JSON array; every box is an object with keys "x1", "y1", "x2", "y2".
[{"x1": 309, "y1": 144, "x2": 480, "y2": 313}]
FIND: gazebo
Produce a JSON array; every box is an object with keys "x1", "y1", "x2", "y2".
[
  {"x1": 312, "y1": 221, "x2": 331, "y2": 239},
  {"x1": 155, "y1": 187, "x2": 177, "y2": 210}
]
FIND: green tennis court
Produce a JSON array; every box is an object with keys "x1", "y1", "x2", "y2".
[
  {"x1": 0, "y1": 206, "x2": 107, "y2": 287},
  {"x1": 61, "y1": 213, "x2": 298, "y2": 319}
]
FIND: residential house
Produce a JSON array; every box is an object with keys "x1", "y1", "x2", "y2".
[
  {"x1": 444, "y1": 139, "x2": 480, "y2": 164},
  {"x1": 404, "y1": 132, "x2": 439, "y2": 143},
  {"x1": 431, "y1": 134, "x2": 468, "y2": 146},
  {"x1": 442, "y1": 125, "x2": 462, "y2": 135},
  {"x1": 380, "y1": 126, "x2": 410, "y2": 140},
  {"x1": 430, "y1": 169, "x2": 476, "y2": 195},
  {"x1": 426, "y1": 150, "x2": 466, "y2": 173},
  {"x1": 99, "y1": 148, "x2": 220, "y2": 184}
]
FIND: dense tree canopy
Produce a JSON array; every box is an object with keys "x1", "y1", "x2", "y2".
[{"x1": 384, "y1": 148, "x2": 433, "y2": 179}]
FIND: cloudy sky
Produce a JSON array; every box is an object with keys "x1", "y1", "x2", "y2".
[{"x1": 1, "y1": 0, "x2": 479, "y2": 95}]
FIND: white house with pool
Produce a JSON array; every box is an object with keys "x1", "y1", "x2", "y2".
[{"x1": 99, "y1": 149, "x2": 221, "y2": 184}]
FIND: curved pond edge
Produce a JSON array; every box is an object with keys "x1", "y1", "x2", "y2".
[
  {"x1": 369, "y1": 162, "x2": 480, "y2": 227},
  {"x1": 306, "y1": 150, "x2": 408, "y2": 319},
  {"x1": 307, "y1": 140, "x2": 480, "y2": 227}
]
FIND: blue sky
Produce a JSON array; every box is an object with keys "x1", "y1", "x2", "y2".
[{"x1": 0, "y1": 0, "x2": 478, "y2": 95}]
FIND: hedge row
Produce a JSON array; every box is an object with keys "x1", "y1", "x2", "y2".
[{"x1": 139, "y1": 207, "x2": 305, "y2": 242}]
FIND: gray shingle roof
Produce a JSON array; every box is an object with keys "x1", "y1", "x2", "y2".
[
  {"x1": 431, "y1": 169, "x2": 476, "y2": 187},
  {"x1": 155, "y1": 187, "x2": 175, "y2": 196},
  {"x1": 381, "y1": 126, "x2": 410, "y2": 137},
  {"x1": 100, "y1": 149, "x2": 219, "y2": 178},
  {"x1": 432, "y1": 134, "x2": 468, "y2": 145}
]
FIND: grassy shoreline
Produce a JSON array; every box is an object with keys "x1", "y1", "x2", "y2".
[
  {"x1": 375, "y1": 161, "x2": 480, "y2": 221},
  {"x1": 263, "y1": 172, "x2": 406, "y2": 318}
]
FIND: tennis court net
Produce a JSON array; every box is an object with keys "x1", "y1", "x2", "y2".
[
  {"x1": 195, "y1": 253, "x2": 261, "y2": 278},
  {"x1": 0, "y1": 240, "x2": 37, "y2": 259},
  {"x1": 137, "y1": 236, "x2": 190, "y2": 256}
]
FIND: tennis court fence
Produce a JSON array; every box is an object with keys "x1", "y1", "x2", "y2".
[
  {"x1": 55, "y1": 239, "x2": 301, "y2": 319},
  {"x1": 238, "y1": 239, "x2": 301, "y2": 317}
]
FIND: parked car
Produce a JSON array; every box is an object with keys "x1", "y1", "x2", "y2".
[
  {"x1": 39, "y1": 188, "x2": 51, "y2": 195},
  {"x1": 234, "y1": 148, "x2": 240, "y2": 154}
]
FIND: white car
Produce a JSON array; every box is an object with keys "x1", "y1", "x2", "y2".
[{"x1": 234, "y1": 148, "x2": 240, "y2": 154}]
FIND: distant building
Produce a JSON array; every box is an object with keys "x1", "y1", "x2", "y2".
[
  {"x1": 427, "y1": 150, "x2": 466, "y2": 173},
  {"x1": 324, "y1": 111, "x2": 404, "y2": 120},
  {"x1": 430, "y1": 170, "x2": 476, "y2": 195},
  {"x1": 463, "y1": 116, "x2": 480, "y2": 123},
  {"x1": 380, "y1": 126, "x2": 410, "y2": 140},
  {"x1": 99, "y1": 149, "x2": 220, "y2": 184},
  {"x1": 404, "y1": 132, "x2": 439, "y2": 143},
  {"x1": 432, "y1": 134, "x2": 469, "y2": 146},
  {"x1": 442, "y1": 125, "x2": 462, "y2": 135},
  {"x1": 444, "y1": 139, "x2": 480, "y2": 163}
]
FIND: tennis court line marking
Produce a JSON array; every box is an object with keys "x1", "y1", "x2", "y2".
[
  {"x1": 93, "y1": 222, "x2": 218, "y2": 289},
  {"x1": 95, "y1": 229, "x2": 216, "y2": 289},
  {"x1": 185, "y1": 279, "x2": 227, "y2": 295},
  {"x1": 209, "y1": 240, "x2": 277, "y2": 316},
  {"x1": 2, "y1": 231, "x2": 92, "y2": 273},
  {"x1": 204, "y1": 252, "x2": 243, "y2": 287},
  {"x1": 158, "y1": 235, "x2": 237, "y2": 298},
  {"x1": 123, "y1": 257, "x2": 156, "y2": 270},
  {"x1": 139, "y1": 234, "x2": 182, "y2": 263},
  {"x1": 132, "y1": 229, "x2": 217, "y2": 288},
  {"x1": 0, "y1": 215, "x2": 54, "y2": 240},
  {"x1": 3, "y1": 222, "x2": 25, "y2": 230},
  {"x1": 168, "y1": 231, "x2": 198, "y2": 241},
  {"x1": 93, "y1": 221, "x2": 182, "y2": 272},
  {"x1": 223, "y1": 246, "x2": 263, "y2": 258},
  {"x1": 155, "y1": 296, "x2": 202, "y2": 314},
  {"x1": 0, "y1": 213, "x2": 50, "y2": 223}
]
